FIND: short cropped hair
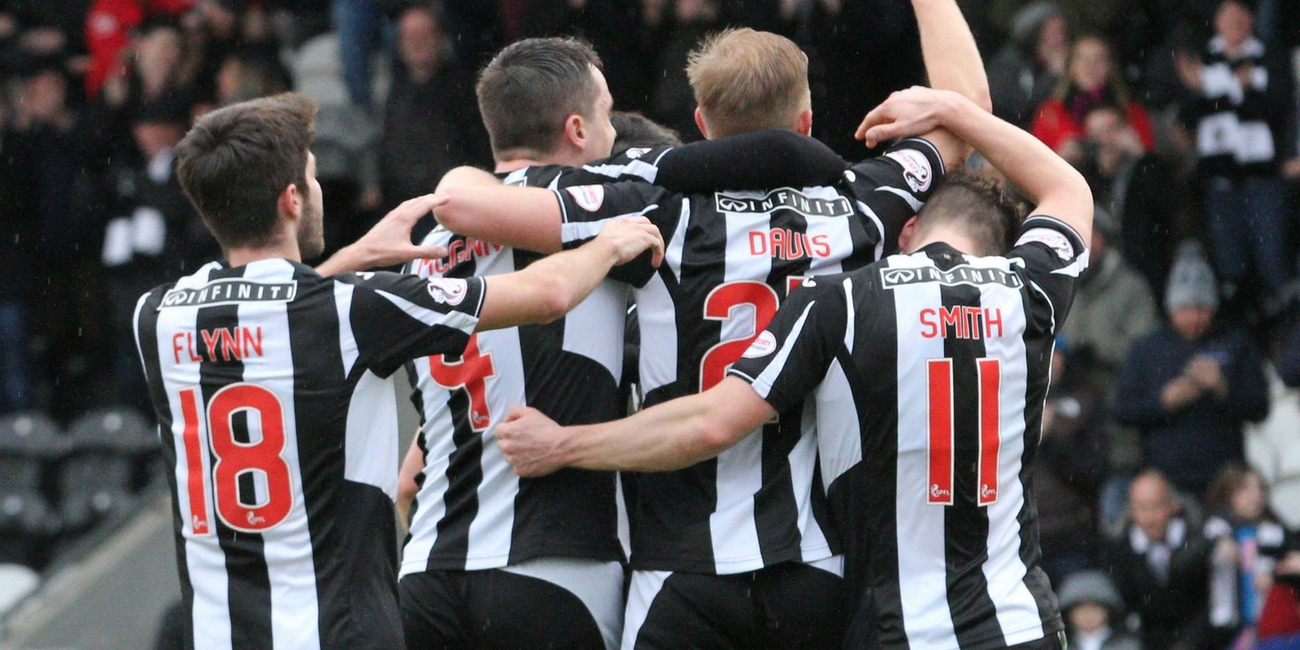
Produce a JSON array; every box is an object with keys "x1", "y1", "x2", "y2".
[
  {"x1": 610, "y1": 111, "x2": 681, "y2": 155},
  {"x1": 175, "y1": 93, "x2": 316, "y2": 250},
  {"x1": 916, "y1": 171, "x2": 1027, "y2": 256},
  {"x1": 476, "y1": 37, "x2": 602, "y2": 159},
  {"x1": 686, "y1": 28, "x2": 809, "y2": 138}
]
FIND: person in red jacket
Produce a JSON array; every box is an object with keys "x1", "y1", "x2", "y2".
[
  {"x1": 1031, "y1": 36, "x2": 1155, "y2": 162},
  {"x1": 84, "y1": 0, "x2": 196, "y2": 99}
]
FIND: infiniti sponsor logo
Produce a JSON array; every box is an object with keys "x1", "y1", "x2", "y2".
[
  {"x1": 880, "y1": 265, "x2": 1022, "y2": 289},
  {"x1": 715, "y1": 188, "x2": 854, "y2": 219},
  {"x1": 160, "y1": 280, "x2": 298, "y2": 309}
]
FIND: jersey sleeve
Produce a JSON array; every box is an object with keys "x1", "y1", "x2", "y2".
[
  {"x1": 1007, "y1": 215, "x2": 1089, "y2": 336},
  {"x1": 844, "y1": 137, "x2": 946, "y2": 253},
  {"x1": 575, "y1": 131, "x2": 847, "y2": 193},
  {"x1": 552, "y1": 180, "x2": 680, "y2": 287},
  {"x1": 342, "y1": 271, "x2": 486, "y2": 377},
  {"x1": 727, "y1": 277, "x2": 849, "y2": 414}
]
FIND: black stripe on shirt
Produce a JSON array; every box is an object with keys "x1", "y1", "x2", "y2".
[
  {"x1": 937, "y1": 279, "x2": 1005, "y2": 648},
  {"x1": 197, "y1": 265, "x2": 274, "y2": 650}
]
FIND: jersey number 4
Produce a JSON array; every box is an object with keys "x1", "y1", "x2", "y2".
[
  {"x1": 926, "y1": 358, "x2": 1002, "y2": 506},
  {"x1": 428, "y1": 334, "x2": 497, "y2": 432},
  {"x1": 177, "y1": 384, "x2": 294, "y2": 536}
]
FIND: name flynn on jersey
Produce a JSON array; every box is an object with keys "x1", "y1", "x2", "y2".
[{"x1": 172, "y1": 327, "x2": 265, "y2": 364}]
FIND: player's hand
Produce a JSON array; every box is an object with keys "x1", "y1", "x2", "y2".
[
  {"x1": 357, "y1": 195, "x2": 450, "y2": 263},
  {"x1": 497, "y1": 406, "x2": 570, "y2": 477},
  {"x1": 316, "y1": 195, "x2": 448, "y2": 275},
  {"x1": 856, "y1": 86, "x2": 956, "y2": 148},
  {"x1": 594, "y1": 216, "x2": 666, "y2": 268}
]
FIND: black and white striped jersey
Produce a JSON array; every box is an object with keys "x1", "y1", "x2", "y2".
[
  {"x1": 134, "y1": 258, "x2": 485, "y2": 650},
  {"x1": 552, "y1": 138, "x2": 946, "y2": 574},
  {"x1": 728, "y1": 217, "x2": 1089, "y2": 649},
  {"x1": 400, "y1": 164, "x2": 634, "y2": 575}
]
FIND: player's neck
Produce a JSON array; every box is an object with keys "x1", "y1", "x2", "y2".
[
  {"x1": 494, "y1": 158, "x2": 546, "y2": 173},
  {"x1": 905, "y1": 226, "x2": 982, "y2": 257},
  {"x1": 225, "y1": 239, "x2": 301, "y2": 268}
]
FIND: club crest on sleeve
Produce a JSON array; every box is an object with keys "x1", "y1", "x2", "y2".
[
  {"x1": 884, "y1": 148, "x2": 932, "y2": 193},
  {"x1": 742, "y1": 330, "x2": 779, "y2": 358},
  {"x1": 1016, "y1": 228, "x2": 1075, "y2": 261},
  {"x1": 566, "y1": 185, "x2": 605, "y2": 212},
  {"x1": 427, "y1": 278, "x2": 468, "y2": 306}
]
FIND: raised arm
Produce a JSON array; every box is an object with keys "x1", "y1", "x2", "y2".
[
  {"x1": 860, "y1": 88, "x2": 1093, "y2": 242},
  {"x1": 496, "y1": 377, "x2": 775, "y2": 476},
  {"x1": 857, "y1": 0, "x2": 989, "y2": 170},
  {"x1": 475, "y1": 216, "x2": 663, "y2": 330},
  {"x1": 433, "y1": 169, "x2": 565, "y2": 253}
]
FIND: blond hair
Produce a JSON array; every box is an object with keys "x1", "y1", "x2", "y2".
[{"x1": 686, "y1": 28, "x2": 810, "y2": 138}]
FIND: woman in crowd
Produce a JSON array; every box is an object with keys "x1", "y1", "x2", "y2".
[{"x1": 1030, "y1": 35, "x2": 1155, "y2": 162}]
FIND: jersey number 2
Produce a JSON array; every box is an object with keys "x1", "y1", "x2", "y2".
[
  {"x1": 177, "y1": 383, "x2": 294, "y2": 535},
  {"x1": 926, "y1": 358, "x2": 1002, "y2": 506},
  {"x1": 699, "y1": 277, "x2": 808, "y2": 391}
]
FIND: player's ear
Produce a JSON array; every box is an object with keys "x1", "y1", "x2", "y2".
[
  {"x1": 898, "y1": 215, "x2": 920, "y2": 252},
  {"x1": 278, "y1": 182, "x2": 303, "y2": 224},
  {"x1": 795, "y1": 108, "x2": 813, "y2": 136},
  {"x1": 694, "y1": 107, "x2": 710, "y2": 139},
  {"x1": 565, "y1": 113, "x2": 586, "y2": 150}
]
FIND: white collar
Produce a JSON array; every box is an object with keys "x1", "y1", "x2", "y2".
[{"x1": 1130, "y1": 517, "x2": 1186, "y2": 552}]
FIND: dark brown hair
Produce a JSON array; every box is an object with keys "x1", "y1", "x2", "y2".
[
  {"x1": 611, "y1": 111, "x2": 681, "y2": 154},
  {"x1": 916, "y1": 170, "x2": 1027, "y2": 256},
  {"x1": 175, "y1": 93, "x2": 316, "y2": 250},
  {"x1": 476, "y1": 37, "x2": 602, "y2": 159}
]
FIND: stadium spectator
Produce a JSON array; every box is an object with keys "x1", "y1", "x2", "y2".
[
  {"x1": 1077, "y1": 105, "x2": 1192, "y2": 302},
  {"x1": 1114, "y1": 242, "x2": 1269, "y2": 498},
  {"x1": 290, "y1": 29, "x2": 380, "y2": 258},
  {"x1": 1037, "y1": 341, "x2": 1112, "y2": 584},
  {"x1": 102, "y1": 92, "x2": 212, "y2": 415},
  {"x1": 1057, "y1": 570, "x2": 1143, "y2": 650},
  {"x1": 1202, "y1": 463, "x2": 1297, "y2": 646},
  {"x1": 1058, "y1": 206, "x2": 1159, "y2": 390},
  {"x1": 212, "y1": 47, "x2": 290, "y2": 106},
  {"x1": 1031, "y1": 36, "x2": 1156, "y2": 161},
  {"x1": 379, "y1": 2, "x2": 488, "y2": 223},
  {"x1": 987, "y1": 1, "x2": 1068, "y2": 129},
  {"x1": 1102, "y1": 469, "x2": 1215, "y2": 650},
  {"x1": 1175, "y1": 0, "x2": 1296, "y2": 306},
  {"x1": 8, "y1": 60, "x2": 114, "y2": 417},
  {"x1": 84, "y1": 0, "x2": 196, "y2": 99}
]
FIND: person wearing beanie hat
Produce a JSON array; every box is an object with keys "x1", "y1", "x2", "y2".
[
  {"x1": 1115, "y1": 241, "x2": 1269, "y2": 497},
  {"x1": 1164, "y1": 241, "x2": 1220, "y2": 316},
  {"x1": 1058, "y1": 571, "x2": 1142, "y2": 650}
]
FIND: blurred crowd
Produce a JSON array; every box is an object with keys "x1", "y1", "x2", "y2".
[{"x1": 1, "y1": 0, "x2": 1300, "y2": 647}]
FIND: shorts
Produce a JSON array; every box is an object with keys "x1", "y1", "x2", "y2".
[
  {"x1": 622, "y1": 556, "x2": 846, "y2": 650},
  {"x1": 399, "y1": 557, "x2": 624, "y2": 650}
]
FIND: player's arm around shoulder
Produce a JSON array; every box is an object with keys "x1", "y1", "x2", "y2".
[
  {"x1": 475, "y1": 216, "x2": 665, "y2": 331},
  {"x1": 433, "y1": 166, "x2": 565, "y2": 254},
  {"x1": 496, "y1": 377, "x2": 776, "y2": 477}
]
